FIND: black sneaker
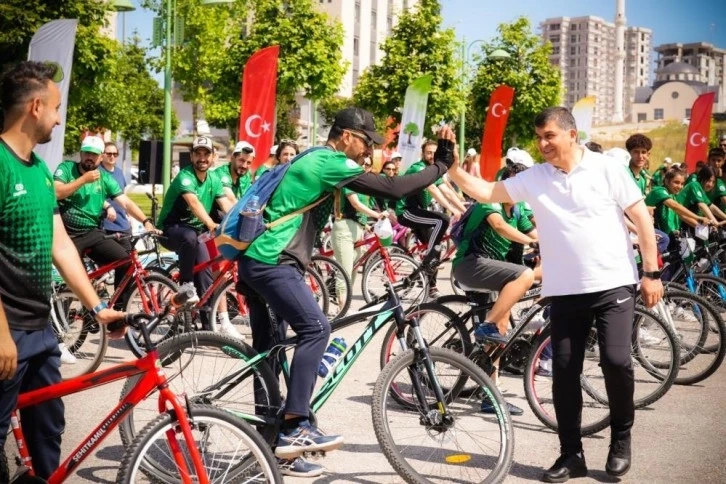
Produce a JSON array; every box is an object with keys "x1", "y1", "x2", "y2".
[
  {"x1": 541, "y1": 452, "x2": 588, "y2": 483},
  {"x1": 279, "y1": 457, "x2": 324, "y2": 477},
  {"x1": 606, "y1": 438, "x2": 631, "y2": 477},
  {"x1": 275, "y1": 423, "x2": 344, "y2": 459},
  {"x1": 481, "y1": 398, "x2": 524, "y2": 416}
]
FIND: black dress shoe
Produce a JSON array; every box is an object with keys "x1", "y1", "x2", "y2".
[
  {"x1": 541, "y1": 452, "x2": 588, "y2": 483},
  {"x1": 606, "y1": 438, "x2": 631, "y2": 477}
]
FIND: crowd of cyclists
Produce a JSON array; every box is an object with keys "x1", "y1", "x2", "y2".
[{"x1": 1, "y1": 60, "x2": 724, "y2": 482}]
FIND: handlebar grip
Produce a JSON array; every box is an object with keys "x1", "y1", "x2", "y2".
[
  {"x1": 102, "y1": 233, "x2": 121, "y2": 240},
  {"x1": 106, "y1": 314, "x2": 134, "y2": 333}
]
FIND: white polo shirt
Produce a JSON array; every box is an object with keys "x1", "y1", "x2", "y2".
[{"x1": 502, "y1": 148, "x2": 643, "y2": 297}]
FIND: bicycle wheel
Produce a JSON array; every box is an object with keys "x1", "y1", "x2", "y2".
[
  {"x1": 304, "y1": 265, "x2": 330, "y2": 316},
  {"x1": 379, "y1": 303, "x2": 472, "y2": 370},
  {"x1": 523, "y1": 327, "x2": 611, "y2": 436},
  {"x1": 309, "y1": 254, "x2": 352, "y2": 321},
  {"x1": 52, "y1": 290, "x2": 108, "y2": 380},
  {"x1": 692, "y1": 274, "x2": 726, "y2": 351},
  {"x1": 660, "y1": 289, "x2": 726, "y2": 385},
  {"x1": 361, "y1": 252, "x2": 427, "y2": 306},
  {"x1": 123, "y1": 273, "x2": 179, "y2": 358},
  {"x1": 117, "y1": 404, "x2": 282, "y2": 484},
  {"x1": 119, "y1": 332, "x2": 282, "y2": 448},
  {"x1": 372, "y1": 347, "x2": 514, "y2": 484},
  {"x1": 360, "y1": 245, "x2": 408, "y2": 276},
  {"x1": 210, "y1": 279, "x2": 251, "y2": 338}
]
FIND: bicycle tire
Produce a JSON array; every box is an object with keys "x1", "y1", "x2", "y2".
[
  {"x1": 210, "y1": 279, "x2": 251, "y2": 337},
  {"x1": 360, "y1": 245, "x2": 407, "y2": 276},
  {"x1": 116, "y1": 404, "x2": 283, "y2": 484},
  {"x1": 53, "y1": 290, "x2": 108, "y2": 379},
  {"x1": 310, "y1": 254, "x2": 352, "y2": 321},
  {"x1": 692, "y1": 274, "x2": 726, "y2": 352},
  {"x1": 361, "y1": 252, "x2": 427, "y2": 306},
  {"x1": 119, "y1": 332, "x2": 282, "y2": 448},
  {"x1": 123, "y1": 273, "x2": 179, "y2": 358},
  {"x1": 304, "y1": 264, "x2": 330, "y2": 316},
  {"x1": 372, "y1": 347, "x2": 514, "y2": 484}
]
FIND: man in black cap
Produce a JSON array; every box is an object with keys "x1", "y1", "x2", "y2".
[{"x1": 235, "y1": 107, "x2": 458, "y2": 476}]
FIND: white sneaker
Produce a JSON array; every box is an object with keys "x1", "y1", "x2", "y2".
[
  {"x1": 219, "y1": 321, "x2": 244, "y2": 340},
  {"x1": 176, "y1": 282, "x2": 200, "y2": 306},
  {"x1": 59, "y1": 343, "x2": 77, "y2": 365},
  {"x1": 528, "y1": 313, "x2": 547, "y2": 332},
  {"x1": 638, "y1": 328, "x2": 662, "y2": 345}
]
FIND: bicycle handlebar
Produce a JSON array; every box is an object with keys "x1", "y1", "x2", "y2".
[{"x1": 105, "y1": 286, "x2": 196, "y2": 334}]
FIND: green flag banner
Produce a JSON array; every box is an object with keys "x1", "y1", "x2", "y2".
[{"x1": 396, "y1": 75, "x2": 433, "y2": 171}]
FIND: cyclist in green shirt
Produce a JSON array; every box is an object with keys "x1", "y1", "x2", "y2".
[
  {"x1": 706, "y1": 148, "x2": 726, "y2": 210},
  {"x1": 677, "y1": 166, "x2": 723, "y2": 224},
  {"x1": 0, "y1": 61, "x2": 123, "y2": 481},
  {"x1": 53, "y1": 135, "x2": 158, "y2": 291},
  {"x1": 625, "y1": 134, "x2": 651, "y2": 195},
  {"x1": 217, "y1": 141, "x2": 254, "y2": 201}
]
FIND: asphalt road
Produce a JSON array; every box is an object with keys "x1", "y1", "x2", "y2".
[{"x1": 4, "y1": 264, "x2": 725, "y2": 483}]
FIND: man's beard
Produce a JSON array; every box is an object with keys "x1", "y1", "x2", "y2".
[{"x1": 37, "y1": 125, "x2": 53, "y2": 144}]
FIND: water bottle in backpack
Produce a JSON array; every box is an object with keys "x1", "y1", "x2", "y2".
[
  {"x1": 318, "y1": 337, "x2": 347, "y2": 378},
  {"x1": 237, "y1": 195, "x2": 262, "y2": 243}
]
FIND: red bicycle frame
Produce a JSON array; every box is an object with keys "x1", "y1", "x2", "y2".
[{"x1": 11, "y1": 348, "x2": 209, "y2": 484}]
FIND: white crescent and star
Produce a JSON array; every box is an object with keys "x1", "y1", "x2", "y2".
[
  {"x1": 689, "y1": 132, "x2": 707, "y2": 147},
  {"x1": 244, "y1": 114, "x2": 271, "y2": 138},
  {"x1": 491, "y1": 103, "x2": 508, "y2": 118}
]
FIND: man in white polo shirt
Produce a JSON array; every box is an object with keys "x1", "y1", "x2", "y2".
[{"x1": 448, "y1": 107, "x2": 663, "y2": 483}]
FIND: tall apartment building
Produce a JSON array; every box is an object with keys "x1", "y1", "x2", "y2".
[
  {"x1": 654, "y1": 42, "x2": 726, "y2": 113},
  {"x1": 540, "y1": 16, "x2": 651, "y2": 124}
]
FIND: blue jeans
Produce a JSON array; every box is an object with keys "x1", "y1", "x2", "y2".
[
  {"x1": 0, "y1": 327, "x2": 65, "y2": 479},
  {"x1": 236, "y1": 256, "x2": 330, "y2": 417}
]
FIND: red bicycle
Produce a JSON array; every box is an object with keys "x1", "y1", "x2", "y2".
[{"x1": 6, "y1": 297, "x2": 282, "y2": 483}]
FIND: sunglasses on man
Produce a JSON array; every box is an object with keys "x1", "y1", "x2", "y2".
[
  {"x1": 345, "y1": 129, "x2": 374, "y2": 148},
  {"x1": 104, "y1": 152, "x2": 119, "y2": 157}
]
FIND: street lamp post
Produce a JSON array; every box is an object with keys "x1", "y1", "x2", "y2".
[{"x1": 458, "y1": 37, "x2": 510, "y2": 162}]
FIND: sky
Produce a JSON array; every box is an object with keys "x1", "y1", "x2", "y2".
[{"x1": 116, "y1": 0, "x2": 726, "y2": 79}]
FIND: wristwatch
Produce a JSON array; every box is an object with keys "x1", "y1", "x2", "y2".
[
  {"x1": 642, "y1": 270, "x2": 662, "y2": 280},
  {"x1": 90, "y1": 301, "x2": 108, "y2": 318}
]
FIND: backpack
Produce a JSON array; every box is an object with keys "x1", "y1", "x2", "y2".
[
  {"x1": 214, "y1": 147, "x2": 328, "y2": 260},
  {"x1": 450, "y1": 203, "x2": 480, "y2": 247}
]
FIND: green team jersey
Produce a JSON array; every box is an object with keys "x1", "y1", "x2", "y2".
[
  {"x1": 339, "y1": 187, "x2": 372, "y2": 226},
  {"x1": 214, "y1": 163, "x2": 252, "y2": 200},
  {"x1": 157, "y1": 165, "x2": 226, "y2": 232},
  {"x1": 686, "y1": 172, "x2": 698, "y2": 185},
  {"x1": 54, "y1": 161, "x2": 122, "y2": 235},
  {"x1": 645, "y1": 186, "x2": 681, "y2": 234},
  {"x1": 0, "y1": 141, "x2": 57, "y2": 330},
  {"x1": 651, "y1": 167, "x2": 666, "y2": 187},
  {"x1": 677, "y1": 180, "x2": 711, "y2": 215},
  {"x1": 707, "y1": 177, "x2": 726, "y2": 209},
  {"x1": 255, "y1": 165, "x2": 270, "y2": 180},
  {"x1": 452, "y1": 202, "x2": 534, "y2": 267},
  {"x1": 245, "y1": 148, "x2": 363, "y2": 266},
  {"x1": 395, "y1": 160, "x2": 443, "y2": 215},
  {"x1": 494, "y1": 166, "x2": 507, "y2": 181},
  {"x1": 628, "y1": 167, "x2": 648, "y2": 195}
]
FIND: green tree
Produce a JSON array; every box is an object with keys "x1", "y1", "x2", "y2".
[
  {"x1": 352, "y1": 0, "x2": 462, "y2": 136},
  {"x1": 465, "y1": 16, "x2": 561, "y2": 150},
  {"x1": 403, "y1": 122, "x2": 420, "y2": 144}
]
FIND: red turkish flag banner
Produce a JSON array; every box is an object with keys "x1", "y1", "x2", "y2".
[
  {"x1": 239, "y1": 45, "x2": 279, "y2": 171},
  {"x1": 684, "y1": 92, "x2": 716, "y2": 174},
  {"x1": 480, "y1": 85, "x2": 515, "y2": 181}
]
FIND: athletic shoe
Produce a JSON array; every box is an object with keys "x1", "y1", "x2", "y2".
[
  {"x1": 638, "y1": 327, "x2": 662, "y2": 345},
  {"x1": 279, "y1": 457, "x2": 324, "y2": 477},
  {"x1": 427, "y1": 287, "x2": 441, "y2": 300},
  {"x1": 176, "y1": 282, "x2": 200, "y2": 306},
  {"x1": 219, "y1": 321, "x2": 244, "y2": 340},
  {"x1": 275, "y1": 423, "x2": 344, "y2": 459},
  {"x1": 480, "y1": 398, "x2": 524, "y2": 416},
  {"x1": 59, "y1": 343, "x2": 77, "y2": 365},
  {"x1": 536, "y1": 366, "x2": 552, "y2": 378},
  {"x1": 474, "y1": 322, "x2": 509, "y2": 345}
]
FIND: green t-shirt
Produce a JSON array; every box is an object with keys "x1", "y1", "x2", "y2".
[
  {"x1": 157, "y1": 165, "x2": 226, "y2": 231},
  {"x1": 628, "y1": 167, "x2": 648, "y2": 196},
  {"x1": 707, "y1": 177, "x2": 726, "y2": 209},
  {"x1": 494, "y1": 166, "x2": 507, "y2": 181},
  {"x1": 54, "y1": 161, "x2": 122, "y2": 235},
  {"x1": 395, "y1": 160, "x2": 443, "y2": 215},
  {"x1": 645, "y1": 186, "x2": 680, "y2": 234},
  {"x1": 214, "y1": 163, "x2": 252, "y2": 200},
  {"x1": 340, "y1": 187, "x2": 372, "y2": 226},
  {"x1": 651, "y1": 167, "x2": 665, "y2": 187},
  {"x1": 452, "y1": 202, "x2": 534, "y2": 266},
  {"x1": 676, "y1": 180, "x2": 710, "y2": 215},
  {"x1": 255, "y1": 165, "x2": 270, "y2": 180},
  {"x1": 686, "y1": 172, "x2": 698, "y2": 185},
  {"x1": 0, "y1": 141, "x2": 57, "y2": 330},
  {"x1": 245, "y1": 148, "x2": 363, "y2": 265}
]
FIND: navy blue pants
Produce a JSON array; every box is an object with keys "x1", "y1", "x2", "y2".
[
  {"x1": 236, "y1": 256, "x2": 330, "y2": 417},
  {"x1": 549, "y1": 285, "x2": 635, "y2": 454},
  {"x1": 162, "y1": 224, "x2": 213, "y2": 298},
  {"x1": 0, "y1": 327, "x2": 64, "y2": 479}
]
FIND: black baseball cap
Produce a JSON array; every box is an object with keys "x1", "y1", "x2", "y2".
[{"x1": 333, "y1": 107, "x2": 384, "y2": 145}]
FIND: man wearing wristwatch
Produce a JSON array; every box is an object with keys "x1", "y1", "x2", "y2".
[
  {"x1": 54, "y1": 135, "x2": 158, "y2": 293},
  {"x1": 0, "y1": 61, "x2": 125, "y2": 481},
  {"x1": 448, "y1": 107, "x2": 663, "y2": 483}
]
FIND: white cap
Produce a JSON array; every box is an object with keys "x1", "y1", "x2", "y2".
[
  {"x1": 664, "y1": 157, "x2": 673, "y2": 165},
  {"x1": 466, "y1": 148, "x2": 477, "y2": 157},
  {"x1": 233, "y1": 141, "x2": 255, "y2": 155},
  {"x1": 505, "y1": 147, "x2": 534, "y2": 168},
  {"x1": 390, "y1": 151, "x2": 402, "y2": 160},
  {"x1": 270, "y1": 145, "x2": 278, "y2": 156},
  {"x1": 80, "y1": 135, "x2": 105, "y2": 155},
  {"x1": 604, "y1": 147, "x2": 631, "y2": 166},
  {"x1": 192, "y1": 136, "x2": 214, "y2": 152}
]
